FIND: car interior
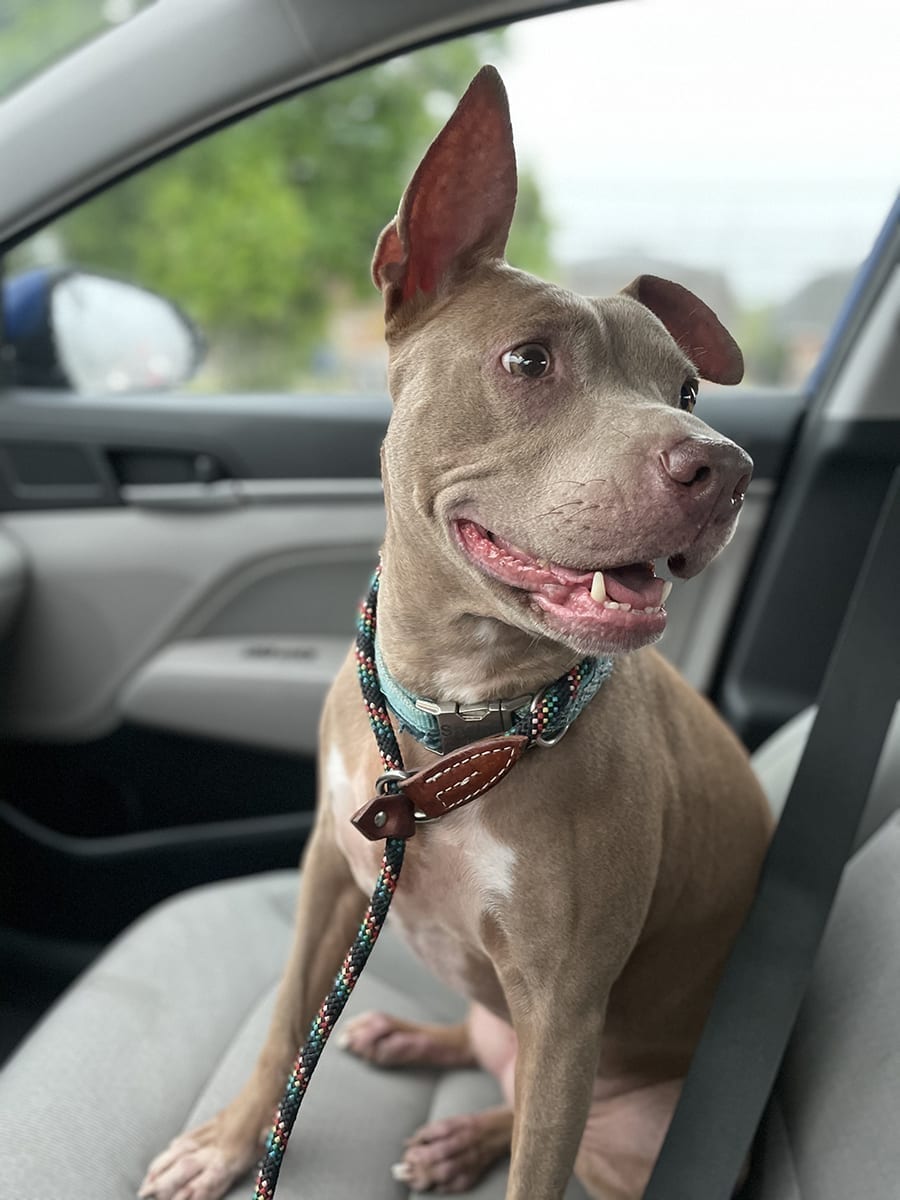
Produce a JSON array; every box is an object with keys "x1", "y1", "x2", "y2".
[{"x1": 0, "y1": 0, "x2": 898, "y2": 1197}]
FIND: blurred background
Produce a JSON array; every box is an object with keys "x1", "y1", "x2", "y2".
[{"x1": 3, "y1": 0, "x2": 897, "y2": 394}]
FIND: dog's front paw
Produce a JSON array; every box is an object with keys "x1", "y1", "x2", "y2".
[
  {"x1": 138, "y1": 1117, "x2": 258, "y2": 1200},
  {"x1": 392, "y1": 1107, "x2": 513, "y2": 1194},
  {"x1": 338, "y1": 1010, "x2": 476, "y2": 1069}
]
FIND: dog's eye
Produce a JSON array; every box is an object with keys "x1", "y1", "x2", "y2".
[
  {"x1": 502, "y1": 343, "x2": 551, "y2": 378},
  {"x1": 678, "y1": 380, "x2": 699, "y2": 412}
]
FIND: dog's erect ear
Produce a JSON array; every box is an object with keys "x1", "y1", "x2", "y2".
[
  {"x1": 372, "y1": 66, "x2": 517, "y2": 323},
  {"x1": 622, "y1": 275, "x2": 744, "y2": 385}
]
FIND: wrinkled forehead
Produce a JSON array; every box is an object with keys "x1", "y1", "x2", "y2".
[{"x1": 391, "y1": 264, "x2": 696, "y2": 385}]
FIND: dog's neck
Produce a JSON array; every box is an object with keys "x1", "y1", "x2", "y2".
[{"x1": 376, "y1": 523, "x2": 580, "y2": 704}]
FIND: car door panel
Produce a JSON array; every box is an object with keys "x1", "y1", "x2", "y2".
[
  {"x1": 118, "y1": 634, "x2": 350, "y2": 755},
  {"x1": 0, "y1": 389, "x2": 392, "y2": 510},
  {"x1": 1, "y1": 790, "x2": 312, "y2": 942},
  {"x1": 0, "y1": 387, "x2": 802, "y2": 737},
  {"x1": 0, "y1": 378, "x2": 801, "y2": 968},
  {"x1": 0, "y1": 459, "x2": 383, "y2": 954},
  {"x1": 0, "y1": 502, "x2": 383, "y2": 740},
  {"x1": 0, "y1": 527, "x2": 26, "y2": 637}
]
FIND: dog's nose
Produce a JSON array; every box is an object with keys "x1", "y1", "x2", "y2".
[{"x1": 658, "y1": 437, "x2": 753, "y2": 509}]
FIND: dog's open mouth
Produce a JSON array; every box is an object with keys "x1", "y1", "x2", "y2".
[{"x1": 455, "y1": 519, "x2": 670, "y2": 645}]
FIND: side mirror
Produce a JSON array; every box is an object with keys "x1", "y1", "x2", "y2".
[{"x1": 2, "y1": 267, "x2": 204, "y2": 393}]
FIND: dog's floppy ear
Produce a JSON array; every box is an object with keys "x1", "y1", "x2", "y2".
[
  {"x1": 622, "y1": 275, "x2": 744, "y2": 385},
  {"x1": 372, "y1": 65, "x2": 517, "y2": 324}
]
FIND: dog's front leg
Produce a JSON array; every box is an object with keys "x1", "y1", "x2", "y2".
[
  {"x1": 139, "y1": 807, "x2": 367, "y2": 1200},
  {"x1": 504, "y1": 982, "x2": 606, "y2": 1200},
  {"x1": 485, "y1": 870, "x2": 642, "y2": 1200}
]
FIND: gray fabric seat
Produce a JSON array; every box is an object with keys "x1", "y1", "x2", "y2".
[
  {"x1": 743, "y1": 705, "x2": 900, "y2": 1200},
  {"x1": 1, "y1": 706, "x2": 898, "y2": 1199},
  {"x1": 0, "y1": 870, "x2": 588, "y2": 1199},
  {"x1": 748, "y1": 812, "x2": 900, "y2": 1199}
]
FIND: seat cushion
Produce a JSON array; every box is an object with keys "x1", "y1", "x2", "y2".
[
  {"x1": 747, "y1": 703, "x2": 900, "y2": 1198},
  {"x1": 0, "y1": 869, "x2": 588, "y2": 1199},
  {"x1": 6, "y1": 705, "x2": 898, "y2": 1198}
]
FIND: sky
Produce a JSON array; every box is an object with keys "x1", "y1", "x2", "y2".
[{"x1": 497, "y1": 0, "x2": 899, "y2": 305}]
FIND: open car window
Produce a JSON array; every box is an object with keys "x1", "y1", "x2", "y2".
[{"x1": 3, "y1": 0, "x2": 898, "y2": 398}]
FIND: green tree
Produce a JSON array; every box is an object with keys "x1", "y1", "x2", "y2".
[{"x1": 11, "y1": 28, "x2": 553, "y2": 388}]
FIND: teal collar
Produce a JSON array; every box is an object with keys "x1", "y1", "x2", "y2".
[{"x1": 374, "y1": 631, "x2": 613, "y2": 755}]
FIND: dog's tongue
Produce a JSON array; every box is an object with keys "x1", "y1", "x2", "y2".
[
  {"x1": 603, "y1": 563, "x2": 663, "y2": 608},
  {"x1": 458, "y1": 521, "x2": 667, "y2": 611}
]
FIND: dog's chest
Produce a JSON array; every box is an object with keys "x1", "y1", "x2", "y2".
[{"x1": 326, "y1": 741, "x2": 515, "y2": 1008}]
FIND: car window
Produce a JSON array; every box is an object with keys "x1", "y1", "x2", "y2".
[
  {"x1": 5, "y1": 0, "x2": 898, "y2": 396},
  {"x1": 0, "y1": 0, "x2": 155, "y2": 100}
]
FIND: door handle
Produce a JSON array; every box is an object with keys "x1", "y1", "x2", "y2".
[
  {"x1": 119, "y1": 481, "x2": 240, "y2": 510},
  {"x1": 120, "y1": 479, "x2": 383, "y2": 510}
]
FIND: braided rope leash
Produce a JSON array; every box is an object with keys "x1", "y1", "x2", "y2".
[
  {"x1": 251, "y1": 568, "x2": 406, "y2": 1200},
  {"x1": 251, "y1": 567, "x2": 601, "y2": 1198}
]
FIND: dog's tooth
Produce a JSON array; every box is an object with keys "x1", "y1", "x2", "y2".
[
  {"x1": 644, "y1": 606, "x2": 658, "y2": 614},
  {"x1": 619, "y1": 602, "x2": 632, "y2": 611},
  {"x1": 604, "y1": 600, "x2": 620, "y2": 610},
  {"x1": 590, "y1": 571, "x2": 607, "y2": 603},
  {"x1": 391, "y1": 1163, "x2": 413, "y2": 1181},
  {"x1": 661, "y1": 581, "x2": 673, "y2": 604}
]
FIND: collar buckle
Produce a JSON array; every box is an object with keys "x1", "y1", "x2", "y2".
[{"x1": 414, "y1": 695, "x2": 532, "y2": 754}]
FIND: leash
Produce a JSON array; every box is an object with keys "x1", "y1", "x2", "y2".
[
  {"x1": 252, "y1": 565, "x2": 605, "y2": 1198},
  {"x1": 251, "y1": 569, "x2": 406, "y2": 1200}
]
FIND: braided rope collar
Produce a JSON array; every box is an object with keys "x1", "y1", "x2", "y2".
[{"x1": 366, "y1": 568, "x2": 613, "y2": 755}]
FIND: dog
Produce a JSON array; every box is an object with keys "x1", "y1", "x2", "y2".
[{"x1": 140, "y1": 66, "x2": 772, "y2": 1200}]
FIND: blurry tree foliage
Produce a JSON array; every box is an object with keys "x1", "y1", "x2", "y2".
[
  {"x1": 734, "y1": 307, "x2": 790, "y2": 387},
  {"x1": 7, "y1": 22, "x2": 552, "y2": 387}
]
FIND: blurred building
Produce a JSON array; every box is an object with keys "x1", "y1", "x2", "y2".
[
  {"x1": 774, "y1": 268, "x2": 858, "y2": 383},
  {"x1": 560, "y1": 254, "x2": 737, "y2": 329}
]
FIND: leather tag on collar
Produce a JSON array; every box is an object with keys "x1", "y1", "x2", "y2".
[
  {"x1": 404, "y1": 734, "x2": 528, "y2": 817},
  {"x1": 351, "y1": 734, "x2": 528, "y2": 841}
]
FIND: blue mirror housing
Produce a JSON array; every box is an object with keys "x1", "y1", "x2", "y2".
[{"x1": 1, "y1": 267, "x2": 204, "y2": 393}]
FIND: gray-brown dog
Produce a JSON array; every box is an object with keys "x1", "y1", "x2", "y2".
[{"x1": 141, "y1": 66, "x2": 771, "y2": 1200}]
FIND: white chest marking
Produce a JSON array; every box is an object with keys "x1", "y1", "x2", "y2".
[
  {"x1": 325, "y1": 741, "x2": 354, "y2": 808},
  {"x1": 326, "y1": 737, "x2": 518, "y2": 999},
  {"x1": 461, "y1": 812, "x2": 517, "y2": 905}
]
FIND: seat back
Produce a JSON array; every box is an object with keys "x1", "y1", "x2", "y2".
[{"x1": 747, "y1": 704, "x2": 900, "y2": 1199}]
